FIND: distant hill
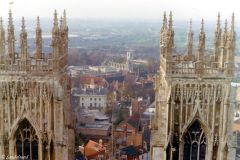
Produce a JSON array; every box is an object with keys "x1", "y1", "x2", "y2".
[{"x1": 3, "y1": 18, "x2": 240, "y2": 56}]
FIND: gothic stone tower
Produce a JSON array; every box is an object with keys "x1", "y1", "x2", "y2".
[
  {"x1": 0, "y1": 10, "x2": 75, "y2": 159},
  {"x1": 151, "y1": 12, "x2": 236, "y2": 160}
]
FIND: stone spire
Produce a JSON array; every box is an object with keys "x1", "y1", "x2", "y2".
[
  {"x1": 216, "y1": 13, "x2": 221, "y2": 31},
  {"x1": 166, "y1": 11, "x2": 174, "y2": 60},
  {"x1": 35, "y1": 16, "x2": 43, "y2": 59},
  {"x1": 20, "y1": 17, "x2": 28, "y2": 61},
  {"x1": 161, "y1": 11, "x2": 167, "y2": 32},
  {"x1": 222, "y1": 19, "x2": 228, "y2": 47},
  {"x1": 230, "y1": 13, "x2": 235, "y2": 35},
  {"x1": 62, "y1": 7, "x2": 69, "y2": 66},
  {"x1": 227, "y1": 13, "x2": 235, "y2": 53},
  {"x1": 7, "y1": 9, "x2": 15, "y2": 62},
  {"x1": 52, "y1": 10, "x2": 60, "y2": 58},
  {"x1": 61, "y1": 10, "x2": 69, "y2": 56},
  {"x1": 0, "y1": 17, "x2": 4, "y2": 38},
  {"x1": 214, "y1": 13, "x2": 221, "y2": 62},
  {"x1": 37, "y1": 16, "x2": 40, "y2": 28},
  {"x1": 160, "y1": 12, "x2": 168, "y2": 59},
  {"x1": 0, "y1": 17, "x2": 5, "y2": 64},
  {"x1": 51, "y1": 10, "x2": 60, "y2": 71},
  {"x1": 168, "y1": 11, "x2": 173, "y2": 30},
  {"x1": 219, "y1": 19, "x2": 228, "y2": 68},
  {"x1": 60, "y1": 16, "x2": 63, "y2": 31},
  {"x1": 21, "y1": 17, "x2": 26, "y2": 31},
  {"x1": 62, "y1": 9, "x2": 68, "y2": 30},
  {"x1": 224, "y1": 19, "x2": 228, "y2": 33},
  {"x1": 53, "y1": 10, "x2": 59, "y2": 33},
  {"x1": 187, "y1": 19, "x2": 193, "y2": 59},
  {"x1": 59, "y1": 16, "x2": 64, "y2": 55},
  {"x1": 197, "y1": 19, "x2": 205, "y2": 61},
  {"x1": 225, "y1": 13, "x2": 235, "y2": 75}
]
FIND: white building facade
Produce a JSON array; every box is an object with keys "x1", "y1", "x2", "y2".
[{"x1": 76, "y1": 93, "x2": 107, "y2": 112}]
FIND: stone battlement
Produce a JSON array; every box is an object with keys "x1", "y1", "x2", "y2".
[{"x1": 161, "y1": 54, "x2": 234, "y2": 78}]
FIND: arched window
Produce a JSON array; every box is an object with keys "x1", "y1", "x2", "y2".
[
  {"x1": 183, "y1": 120, "x2": 206, "y2": 160},
  {"x1": 15, "y1": 119, "x2": 38, "y2": 160}
]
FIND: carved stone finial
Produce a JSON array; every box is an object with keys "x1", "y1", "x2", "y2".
[
  {"x1": 35, "y1": 16, "x2": 43, "y2": 59},
  {"x1": 189, "y1": 19, "x2": 192, "y2": 31},
  {"x1": 187, "y1": 19, "x2": 193, "y2": 58},
  {"x1": 63, "y1": 9, "x2": 67, "y2": 29},
  {"x1": 168, "y1": 11, "x2": 173, "y2": 30},
  {"x1": 217, "y1": 12, "x2": 220, "y2": 26},
  {"x1": 60, "y1": 10, "x2": 68, "y2": 59},
  {"x1": 8, "y1": 9, "x2": 13, "y2": 26},
  {"x1": 200, "y1": 19, "x2": 204, "y2": 33},
  {"x1": 53, "y1": 9, "x2": 59, "y2": 31},
  {"x1": 0, "y1": 17, "x2": 4, "y2": 38},
  {"x1": 52, "y1": 10, "x2": 60, "y2": 71},
  {"x1": 0, "y1": 17, "x2": 4, "y2": 35},
  {"x1": 20, "y1": 17, "x2": 28, "y2": 62},
  {"x1": 165, "y1": 12, "x2": 174, "y2": 61},
  {"x1": 221, "y1": 19, "x2": 228, "y2": 47},
  {"x1": 21, "y1": 17, "x2": 26, "y2": 32},
  {"x1": 226, "y1": 13, "x2": 235, "y2": 69},
  {"x1": 52, "y1": 9, "x2": 59, "y2": 47},
  {"x1": 63, "y1": 9, "x2": 66, "y2": 18},
  {"x1": 0, "y1": 17, "x2": 5, "y2": 64},
  {"x1": 229, "y1": 13, "x2": 236, "y2": 47},
  {"x1": 231, "y1": 12, "x2": 235, "y2": 33},
  {"x1": 219, "y1": 19, "x2": 228, "y2": 68},
  {"x1": 162, "y1": 11, "x2": 167, "y2": 30},
  {"x1": 36, "y1": 16, "x2": 40, "y2": 29},
  {"x1": 0, "y1": 17, "x2": 3, "y2": 28},
  {"x1": 197, "y1": 19, "x2": 205, "y2": 62},
  {"x1": 60, "y1": 16, "x2": 63, "y2": 30},
  {"x1": 198, "y1": 19, "x2": 205, "y2": 49},
  {"x1": 224, "y1": 19, "x2": 228, "y2": 34},
  {"x1": 7, "y1": 9, "x2": 15, "y2": 62},
  {"x1": 214, "y1": 13, "x2": 222, "y2": 62},
  {"x1": 216, "y1": 12, "x2": 221, "y2": 33}
]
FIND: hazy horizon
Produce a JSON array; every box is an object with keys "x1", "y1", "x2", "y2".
[
  {"x1": 0, "y1": 0, "x2": 239, "y2": 21},
  {"x1": 1, "y1": 18, "x2": 239, "y2": 56}
]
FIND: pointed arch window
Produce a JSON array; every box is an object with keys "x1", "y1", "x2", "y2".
[
  {"x1": 183, "y1": 120, "x2": 206, "y2": 160},
  {"x1": 15, "y1": 119, "x2": 38, "y2": 160}
]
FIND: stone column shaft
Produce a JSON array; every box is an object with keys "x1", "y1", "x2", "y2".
[{"x1": 38, "y1": 139, "x2": 43, "y2": 160}]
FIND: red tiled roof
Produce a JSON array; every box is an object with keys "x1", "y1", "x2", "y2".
[
  {"x1": 81, "y1": 140, "x2": 105, "y2": 157},
  {"x1": 116, "y1": 113, "x2": 141, "y2": 131}
]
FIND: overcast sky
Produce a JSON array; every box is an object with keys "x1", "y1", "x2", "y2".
[{"x1": 0, "y1": 0, "x2": 239, "y2": 21}]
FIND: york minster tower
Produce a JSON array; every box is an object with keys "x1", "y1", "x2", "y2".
[
  {"x1": 151, "y1": 12, "x2": 236, "y2": 160},
  {"x1": 0, "y1": 10, "x2": 75, "y2": 159}
]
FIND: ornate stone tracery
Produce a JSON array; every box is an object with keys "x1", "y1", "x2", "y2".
[
  {"x1": 183, "y1": 120, "x2": 206, "y2": 160},
  {"x1": 15, "y1": 119, "x2": 38, "y2": 159}
]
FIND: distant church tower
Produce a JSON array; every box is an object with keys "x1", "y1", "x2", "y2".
[
  {"x1": 126, "y1": 50, "x2": 133, "y2": 72},
  {"x1": 151, "y1": 12, "x2": 236, "y2": 160},
  {"x1": 0, "y1": 10, "x2": 75, "y2": 159}
]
